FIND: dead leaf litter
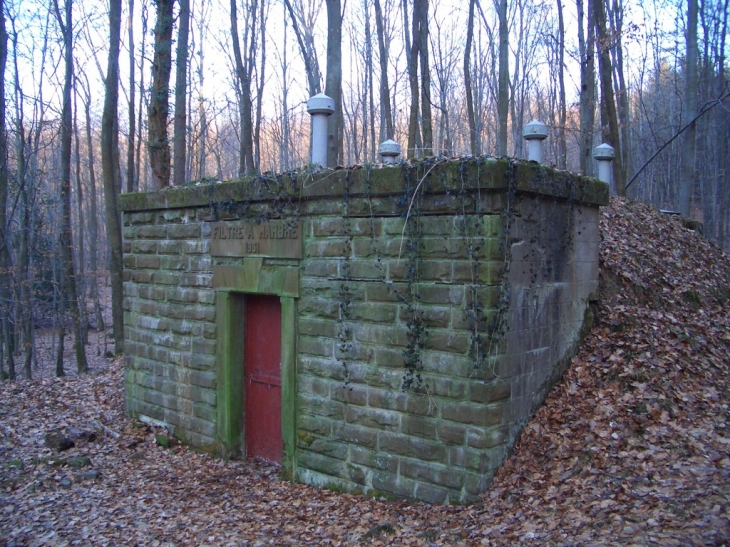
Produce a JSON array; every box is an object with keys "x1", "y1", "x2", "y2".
[{"x1": 1, "y1": 198, "x2": 729, "y2": 546}]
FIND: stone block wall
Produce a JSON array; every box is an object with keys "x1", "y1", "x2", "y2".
[
  {"x1": 120, "y1": 158, "x2": 607, "y2": 504},
  {"x1": 296, "y1": 211, "x2": 509, "y2": 503},
  {"x1": 122, "y1": 208, "x2": 218, "y2": 449}
]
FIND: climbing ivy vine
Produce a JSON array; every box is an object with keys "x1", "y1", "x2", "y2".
[
  {"x1": 336, "y1": 170, "x2": 354, "y2": 389},
  {"x1": 199, "y1": 156, "x2": 582, "y2": 393},
  {"x1": 396, "y1": 161, "x2": 428, "y2": 392}
]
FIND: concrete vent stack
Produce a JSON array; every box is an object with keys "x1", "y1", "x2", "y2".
[
  {"x1": 306, "y1": 94, "x2": 335, "y2": 167},
  {"x1": 523, "y1": 120, "x2": 549, "y2": 164}
]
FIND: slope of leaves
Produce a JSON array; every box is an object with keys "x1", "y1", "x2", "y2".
[{"x1": 1, "y1": 198, "x2": 729, "y2": 546}]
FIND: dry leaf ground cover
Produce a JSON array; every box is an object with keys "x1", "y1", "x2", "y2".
[{"x1": 1, "y1": 197, "x2": 729, "y2": 546}]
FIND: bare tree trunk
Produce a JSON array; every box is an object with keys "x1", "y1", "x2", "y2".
[
  {"x1": 197, "y1": 0, "x2": 208, "y2": 179},
  {"x1": 679, "y1": 0, "x2": 698, "y2": 216},
  {"x1": 594, "y1": 0, "x2": 624, "y2": 194},
  {"x1": 373, "y1": 0, "x2": 393, "y2": 141},
  {"x1": 557, "y1": 0, "x2": 567, "y2": 169},
  {"x1": 577, "y1": 0, "x2": 596, "y2": 175},
  {"x1": 135, "y1": 0, "x2": 149, "y2": 190},
  {"x1": 72, "y1": 90, "x2": 88, "y2": 345},
  {"x1": 230, "y1": 0, "x2": 256, "y2": 176},
  {"x1": 714, "y1": 0, "x2": 728, "y2": 247},
  {"x1": 55, "y1": 263, "x2": 66, "y2": 377},
  {"x1": 53, "y1": 0, "x2": 88, "y2": 374},
  {"x1": 19, "y1": 167, "x2": 30, "y2": 378},
  {"x1": 127, "y1": 0, "x2": 136, "y2": 192},
  {"x1": 10, "y1": 14, "x2": 38, "y2": 379},
  {"x1": 0, "y1": 2, "x2": 12, "y2": 379},
  {"x1": 497, "y1": 0, "x2": 509, "y2": 156},
  {"x1": 609, "y1": 0, "x2": 632, "y2": 185},
  {"x1": 508, "y1": 6, "x2": 524, "y2": 159},
  {"x1": 254, "y1": 0, "x2": 267, "y2": 170},
  {"x1": 417, "y1": 0, "x2": 432, "y2": 156},
  {"x1": 173, "y1": 0, "x2": 190, "y2": 186},
  {"x1": 464, "y1": 0, "x2": 477, "y2": 155},
  {"x1": 148, "y1": 0, "x2": 174, "y2": 189},
  {"x1": 325, "y1": 0, "x2": 342, "y2": 167},
  {"x1": 402, "y1": 0, "x2": 411, "y2": 59},
  {"x1": 81, "y1": 84, "x2": 105, "y2": 333},
  {"x1": 430, "y1": 15, "x2": 454, "y2": 157},
  {"x1": 283, "y1": 0, "x2": 322, "y2": 97},
  {"x1": 364, "y1": 0, "x2": 376, "y2": 161},
  {"x1": 697, "y1": 4, "x2": 713, "y2": 237},
  {"x1": 280, "y1": 11, "x2": 290, "y2": 170},
  {"x1": 101, "y1": 0, "x2": 125, "y2": 353},
  {"x1": 407, "y1": 0, "x2": 424, "y2": 158}
]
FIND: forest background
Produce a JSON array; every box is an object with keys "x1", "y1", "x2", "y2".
[{"x1": 0, "y1": 0, "x2": 727, "y2": 375}]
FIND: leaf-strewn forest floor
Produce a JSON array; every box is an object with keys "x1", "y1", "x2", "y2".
[{"x1": 1, "y1": 197, "x2": 730, "y2": 546}]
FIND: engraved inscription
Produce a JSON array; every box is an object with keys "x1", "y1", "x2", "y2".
[{"x1": 210, "y1": 221, "x2": 302, "y2": 259}]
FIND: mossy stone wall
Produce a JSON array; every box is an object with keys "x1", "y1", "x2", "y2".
[{"x1": 119, "y1": 158, "x2": 607, "y2": 503}]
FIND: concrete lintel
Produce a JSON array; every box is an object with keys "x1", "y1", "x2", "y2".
[{"x1": 213, "y1": 261, "x2": 300, "y2": 298}]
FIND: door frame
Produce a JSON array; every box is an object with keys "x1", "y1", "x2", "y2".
[{"x1": 213, "y1": 259, "x2": 298, "y2": 479}]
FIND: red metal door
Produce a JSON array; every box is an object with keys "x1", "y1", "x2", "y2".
[{"x1": 244, "y1": 294, "x2": 282, "y2": 463}]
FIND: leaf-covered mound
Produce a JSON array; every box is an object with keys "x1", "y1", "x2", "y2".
[
  {"x1": 0, "y1": 197, "x2": 729, "y2": 546},
  {"x1": 464, "y1": 197, "x2": 730, "y2": 544}
]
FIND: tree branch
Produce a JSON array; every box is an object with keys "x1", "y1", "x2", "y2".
[{"x1": 625, "y1": 89, "x2": 730, "y2": 191}]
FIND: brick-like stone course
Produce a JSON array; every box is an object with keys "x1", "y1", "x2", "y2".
[
  {"x1": 120, "y1": 159, "x2": 606, "y2": 503},
  {"x1": 123, "y1": 206, "x2": 220, "y2": 449}
]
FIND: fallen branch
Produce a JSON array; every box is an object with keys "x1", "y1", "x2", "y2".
[{"x1": 91, "y1": 419, "x2": 120, "y2": 439}]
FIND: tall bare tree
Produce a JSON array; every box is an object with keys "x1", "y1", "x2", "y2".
[
  {"x1": 363, "y1": 0, "x2": 376, "y2": 160},
  {"x1": 53, "y1": 0, "x2": 88, "y2": 374},
  {"x1": 253, "y1": 0, "x2": 267, "y2": 169},
  {"x1": 594, "y1": 0, "x2": 624, "y2": 194},
  {"x1": 78, "y1": 74, "x2": 105, "y2": 332},
  {"x1": 609, "y1": 0, "x2": 632, "y2": 184},
  {"x1": 127, "y1": 0, "x2": 137, "y2": 193},
  {"x1": 278, "y1": 9, "x2": 292, "y2": 170},
  {"x1": 173, "y1": 0, "x2": 190, "y2": 185},
  {"x1": 0, "y1": 0, "x2": 12, "y2": 378},
  {"x1": 679, "y1": 0, "x2": 698, "y2": 216},
  {"x1": 230, "y1": 0, "x2": 258, "y2": 176},
  {"x1": 556, "y1": 0, "x2": 567, "y2": 168},
  {"x1": 196, "y1": 0, "x2": 210, "y2": 179},
  {"x1": 431, "y1": 8, "x2": 459, "y2": 155},
  {"x1": 72, "y1": 84, "x2": 88, "y2": 345},
  {"x1": 148, "y1": 0, "x2": 174, "y2": 189},
  {"x1": 325, "y1": 0, "x2": 343, "y2": 166},
  {"x1": 713, "y1": 0, "x2": 728, "y2": 245},
  {"x1": 101, "y1": 0, "x2": 125, "y2": 353},
  {"x1": 283, "y1": 0, "x2": 322, "y2": 97},
  {"x1": 417, "y1": 0, "x2": 433, "y2": 156},
  {"x1": 406, "y1": 0, "x2": 421, "y2": 157},
  {"x1": 373, "y1": 0, "x2": 393, "y2": 141},
  {"x1": 507, "y1": 0, "x2": 546, "y2": 159},
  {"x1": 407, "y1": 0, "x2": 432, "y2": 157},
  {"x1": 497, "y1": 0, "x2": 509, "y2": 156},
  {"x1": 135, "y1": 0, "x2": 149, "y2": 190},
  {"x1": 8, "y1": 12, "x2": 32, "y2": 380},
  {"x1": 577, "y1": 0, "x2": 596, "y2": 175},
  {"x1": 464, "y1": 0, "x2": 478, "y2": 155}
]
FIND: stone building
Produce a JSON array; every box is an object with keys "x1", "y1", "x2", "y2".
[{"x1": 119, "y1": 158, "x2": 607, "y2": 503}]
